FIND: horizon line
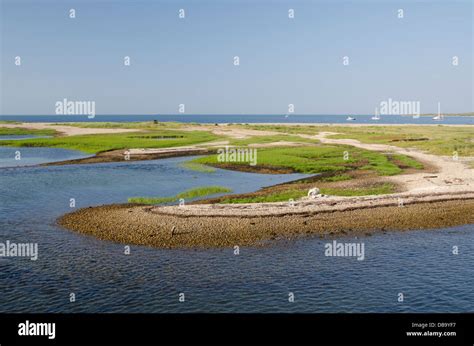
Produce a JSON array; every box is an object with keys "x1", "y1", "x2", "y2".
[{"x1": 1, "y1": 112, "x2": 473, "y2": 117}]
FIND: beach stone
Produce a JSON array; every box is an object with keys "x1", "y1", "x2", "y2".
[{"x1": 308, "y1": 188, "x2": 321, "y2": 199}]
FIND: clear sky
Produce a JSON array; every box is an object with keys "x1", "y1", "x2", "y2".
[{"x1": 0, "y1": 0, "x2": 472, "y2": 115}]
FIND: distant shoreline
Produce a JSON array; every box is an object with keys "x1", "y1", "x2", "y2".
[
  {"x1": 1, "y1": 113, "x2": 473, "y2": 117},
  {"x1": 403, "y1": 113, "x2": 474, "y2": 117}
]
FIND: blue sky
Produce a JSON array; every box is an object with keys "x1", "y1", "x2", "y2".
[{"x1": 1, "y1": 0, "x2": 472, "y2": 115}]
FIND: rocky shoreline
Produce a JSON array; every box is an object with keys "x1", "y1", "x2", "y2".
[{"x1": 58, "y1": 193, "x2": 474, "y2": 248}]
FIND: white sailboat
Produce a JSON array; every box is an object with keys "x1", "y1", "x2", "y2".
[
  {"x1": 433, "y1": 102, "x2": 444, "y2": 121},
  {"x1": 371, "y1": 108, "x2": 380, "y2": 121},
  {"x1": 346, "y1": 116, "x2": 356, "y2": 121}
]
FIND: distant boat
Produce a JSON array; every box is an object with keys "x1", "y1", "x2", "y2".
[
  {"x1": 346, "y1": 116, "x2": 356, "y2": 121},
  {"x1": 371, "y1": 108, "x2": 380, "y2": 121},
  {"x1": 433, "y1": 102, "x2": 443, "y2": 121},
  {"x1": 284, "y1": 114, "x2": 289, "y2": 118}
]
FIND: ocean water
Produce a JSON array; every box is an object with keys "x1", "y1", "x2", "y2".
[
  {"x1": 0, "y1": 148, "x2": 473, "y2": 313},
  {"x1": 1, "y1": 114, "x2": 473, "y2": 125}
]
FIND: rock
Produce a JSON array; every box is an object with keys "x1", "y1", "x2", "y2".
[{"x1": 308, "y1": 188, "x2": 321, "y2": 199}]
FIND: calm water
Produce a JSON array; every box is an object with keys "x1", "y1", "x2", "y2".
[
  {"x1": 1, "y1": 114, "x2": 473, "y2": 125},
  {"x1": 0, "y1": 147, "x2": 473, "y2": 313},
  {"x1": 0, "y1": 135, "x2": 52, "y2": 141},
  {"x1": 0, "y1": 146, "x2": 89, "y2": 168}
]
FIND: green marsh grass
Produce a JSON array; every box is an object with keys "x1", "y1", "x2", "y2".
[
  {"x1": 220, "y1": 183, "x2": 396, "y2": 203},
  {"x1": 221, "y1": 190, "x2": 307, "y2": 204},
  {"x1": 320, "y1": 183, "x2": 396, "y2": 196},
  {"x1": 179, "y1": 161, "x2": 216, "y2": 173},
  {"x1": 0, "y1": 127, "x2": 57, "y2": 136},
  {"x1": 193, "y1": 145, "x2": 421, "y2": 176},
  {"x1": 0, "y1": 130, "x2": 219, "y2": 154},
  {"x1": 128, "y1": 186, "x2": 232, "y2": 205}
]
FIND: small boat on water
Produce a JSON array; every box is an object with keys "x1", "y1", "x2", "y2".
[
  {"x1": 346, "y1": 116, "x2": 356, "y2": 121},
  {"x1": 371, "y1": 108, "x2": 380, "y2": 121},
  {"x1": 433, "y1": 102, "x2": 443, "y2": 121}
]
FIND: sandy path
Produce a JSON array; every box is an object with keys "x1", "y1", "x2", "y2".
[
  {"x1": 1, "y1": 123, "x2": 137, "y2": 136},
  {"x1": 152, "y1": 191, "x2": 474, "y2": 217},
  {"x1": 308, "y1": 132, "x2": 474, "y2": 194},
  {"x1": 181, "y1": 124, "x2": 281, "y2": 139}
]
